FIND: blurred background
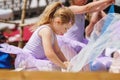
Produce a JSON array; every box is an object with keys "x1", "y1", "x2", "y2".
[{"x1": 0, "y1": 0, "x2": 120, "y2": 47}]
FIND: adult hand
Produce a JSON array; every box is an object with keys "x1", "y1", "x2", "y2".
[{"x1": 109, "y1": 0, "x2": 115, "y2": 4}]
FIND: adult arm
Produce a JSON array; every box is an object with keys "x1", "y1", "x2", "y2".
[
  {"x1": 53, "y1": 36, "x2": 67, "y2": 62},
  {"x1": 85, "y1": 12, "x2": 99, "y2": 38},
  {"x1": 69, "y1": 0, "x2": 114, "y2": 14}
]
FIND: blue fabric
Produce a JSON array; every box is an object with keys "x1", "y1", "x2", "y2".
[
  {"x1": 90, "y1": 61, "x2": 106, "y2": 71},
  {"x1": 0, "y1": 51, "x2": 12, "y2": 69},
  {"x1": 101, "y1": 5, "x2": 115, "y2": 34},
  {"x1": 90, "y1": 62, "x2": 101, "y2": 71},
  {"x1": 108, "y1": 4, "x2": 115, "y2": 13}
]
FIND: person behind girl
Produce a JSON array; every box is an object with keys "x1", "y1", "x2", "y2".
[
  {"x1": 85, "y1": 0, "x2": 116, "y2": 72},
  {"x1": 85, "y1": 0, "x2": 115, "y2": 38},
  {"x1": 85, "y1": 11, "x2": 106, "y2": 38},
  {"x1": 0, "y1": 2, "x2": 75, "y2": 71},
  {"x1": 57, "y1": 0, "x2": 115, "y2": 61}
]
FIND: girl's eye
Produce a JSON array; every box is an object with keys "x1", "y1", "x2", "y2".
[{"x1": 65, "y1": 28, "x2": 67, "y2": 30}]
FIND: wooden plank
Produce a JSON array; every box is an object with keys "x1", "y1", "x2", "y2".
[
  {"x1": 0, "y1": 20, "x2": 19, "y2": 24},
  {"x1": 24, "y1": 71, "x2": 120, "y2": 80},
  {"x1": 0, "y1": 70, "x2": 23, "y2": 80},
  {"x1": 0, "y1": 70, "x2": 120, "y2": 80}
]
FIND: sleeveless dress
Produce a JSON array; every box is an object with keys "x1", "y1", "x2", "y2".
[
  {"x1": 14, "y1": 25, "x2": 61, "y2": 71},
  {"x1": 64, "y1": 14, "x2": 86, "y2": 42}
]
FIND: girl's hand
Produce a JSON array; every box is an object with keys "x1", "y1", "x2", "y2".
[
  {"x1": 63, "y1": 61, "x2": 70, "y2": 69},
  {"x1": 61, "y1": 61, "x2": 70, "y2": 72}
]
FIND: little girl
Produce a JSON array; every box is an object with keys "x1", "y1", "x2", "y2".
[{"x1": 0, "y1": 2, "x2": 75, "y2": 71}]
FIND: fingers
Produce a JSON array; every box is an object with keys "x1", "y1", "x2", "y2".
[
  {"x1": 64, "y1": 61, "x2": 70, "y2": 69},
  {"x1": 109, "y1": 0, "x2": 115, "y2": 4}
]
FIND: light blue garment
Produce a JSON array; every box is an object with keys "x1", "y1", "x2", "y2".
[
  {"x1": 108, "y1": 4, "x2": 115, "y2": 13},
  {"x1": 67, "y1": 13, "x2": 120, "y2": 72},
  {"x1": 101, "y1": 5, "x2": 115, "y2": 34}
]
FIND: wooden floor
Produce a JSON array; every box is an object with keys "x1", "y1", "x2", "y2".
[{"x1": 0, "y1": 70, "x2": 120, "y2": 80}]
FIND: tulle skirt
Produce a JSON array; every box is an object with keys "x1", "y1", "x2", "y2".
[
  {"x1": 15, "y1": 52, "x2": 61, "y2": 71},
  {"x1": 90, "y1": 57, "x2": 112, "y2": 71},
  {"x1": 57, "y1": 35, "x2": 87, "y2": 57}
]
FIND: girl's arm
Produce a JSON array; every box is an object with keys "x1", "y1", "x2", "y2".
[
  {"x1": 69, "y1": 0, "x2": 114, "y2": 14},
  {"x1": 39, "y1": 28, "x2": 67, "y2": 69},
  {"x1": 53, "y1": 37, "x2": 67, "y2": 62}
]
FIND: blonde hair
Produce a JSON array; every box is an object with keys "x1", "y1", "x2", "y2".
[{"x1": 32, "y1": 2, "x2": 74, "y2": 31}]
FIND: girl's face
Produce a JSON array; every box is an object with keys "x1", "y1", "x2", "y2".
[
  {"x1": 52, "y1": 17, "x2": 72, "y2": 35},
  {"x1": 73, "y1": 0, "x2": 87, "y2": 6}
]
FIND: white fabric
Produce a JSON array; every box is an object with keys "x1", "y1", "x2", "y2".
[
  {"x1": 0, "y1": 23, "x2": 15, "y2": 30},
  {"x1": 105, "y1": 48, "x2": 120, "y2": 57},
  {"x1": 115, "y1": 0, "x2": 120, "y2": 6},
  {"x1": 0, "y1": 9, "x2": 13, "y2": 19},
  {"x1": 105, "y1": 48, "x2": 117, "y2": 57},
  {"x1": 61, "y1": 44, "x2": 77, "y2": 61},
  {"x1": 109, "y1": 59, "x2": 120, "y2": 73},
  {"x1": 67, "y1": 13, "x2": 120, "y2": 72},
  {"x1": 30, "y1": 0, "x2": 46, "y2": 8}
]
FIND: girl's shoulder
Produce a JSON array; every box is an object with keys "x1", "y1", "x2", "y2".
[
  {"x1": 35, "y1": 24, "x2": 54, "y2": 36},
  {"x1": 37, "y1": 24, "x2": 52, "y2": 31}
]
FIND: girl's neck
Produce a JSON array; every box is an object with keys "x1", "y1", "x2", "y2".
[
  {"x1": 46, "y1": 24, "x2": 52, "y2": 28},
  {"x1": 47, "y1": 23, "x2": 56, "y2": 33}
]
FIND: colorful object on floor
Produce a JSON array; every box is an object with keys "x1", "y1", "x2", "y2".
[{"x1": 0, "y1": 51, "x2": 12, "y2": 69}]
